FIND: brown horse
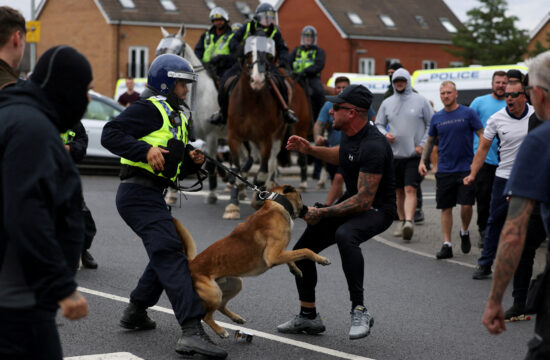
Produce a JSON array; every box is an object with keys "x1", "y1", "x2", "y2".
[{"x1": 223, "y1": 36, "x2": 287, "y2": 220}]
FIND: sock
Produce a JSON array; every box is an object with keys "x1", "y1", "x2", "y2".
[
  {"x1": 460, "y1": 229, "x2": 469, "y2": 236},
  {"x1": 444, "y1": 242, "x2": 452, "y2": 247},
  {"x1": 300, "y1": 306, "x2": 317, "y2": 319}
]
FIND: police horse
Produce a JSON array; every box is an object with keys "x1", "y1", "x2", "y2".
[{"x1": 222, "y1": 35, "x2": 289, "y2": 220}]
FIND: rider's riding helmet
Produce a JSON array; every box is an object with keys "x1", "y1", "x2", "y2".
[
  {"x1": 147, "y1": 54, "x2": 198, "y2": 96},
  {"x1": 254, "y1": 3, "x2": 277, "y2": 27},
  {"x1": 209, "y1": 7, "x2": 229, "y2": 23},
  {"x1": 300, "y1": 25, "x2": 317, "y2": 46}
]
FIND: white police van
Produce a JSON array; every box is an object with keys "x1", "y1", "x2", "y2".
[
  {"x1": 113, "y1": 77, "x2": 147, "y2": 101},
  {"x1": 326, "y1": 73, "x2": 390, "y2": 112}
]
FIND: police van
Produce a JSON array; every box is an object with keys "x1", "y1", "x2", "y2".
[
  {"x1": 326, "y1": 73, "x2": 390, "y2": 112},
  {"x1": 113, "y1": 77, "x2": 147, "y2": 101}
]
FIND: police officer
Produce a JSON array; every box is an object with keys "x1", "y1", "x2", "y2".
[
  {"x1": 290, "y1": 25, "x2": 326, "y2": 120},
  {"x1": 101, "y1": 54, "x2": 227, "y2": 359},
  {"x1": 209, "y1": 2, "x2": 298, "y2": 126},
  {"x1": 194, "y1": 7, "x2": 235, "y2": 81}
]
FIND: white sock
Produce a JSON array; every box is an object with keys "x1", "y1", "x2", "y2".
[
  {"x1": 460, "y1": 229, "x2": 469, "y2": 236},
  {"x1": 444, "y1": 242, "x2": 452, "y2": 247}
]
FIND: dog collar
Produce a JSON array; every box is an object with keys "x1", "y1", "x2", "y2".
[{"x1": 260, "y1": 191, "x2": 299, "y2": 218}]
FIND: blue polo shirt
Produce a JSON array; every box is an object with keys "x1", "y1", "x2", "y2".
[{"x1": 470, "y1": 94, "x2": 506, "y2": 166}]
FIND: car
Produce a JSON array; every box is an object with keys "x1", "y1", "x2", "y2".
[{"x1": 79, "y1": 90, "x2": 124, "y2": 171}]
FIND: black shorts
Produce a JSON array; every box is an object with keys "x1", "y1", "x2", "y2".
[
  {"x1": 394, "y1": 157, "x2": 423, "y2": 188},
  {"x1": 435, "y1": 171, "x2": 475, "y2": 209}
]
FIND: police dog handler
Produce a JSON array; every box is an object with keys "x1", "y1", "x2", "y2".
[
  {"x1": 279, "y1": 85, "x2": 395, "y2": 340},
  {"x1": 101, "y1": 54, "x2": 227, "y2": 359}
]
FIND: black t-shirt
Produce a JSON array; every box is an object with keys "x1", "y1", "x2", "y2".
[{"x1": 339, "y1": 121, "x2": 396, "y2": 215}]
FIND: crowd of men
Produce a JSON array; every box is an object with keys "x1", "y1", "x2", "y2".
[{"x1": 1, "y1": 2, "x2": 550, "y2": 360}]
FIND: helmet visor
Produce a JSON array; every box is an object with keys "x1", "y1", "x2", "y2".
[
  {"x1": 167, "y1": 70, "x2": 198, "y2": 82},
  {"x1": 257, "y1": 10, "x2": 277, "y2": 26}
]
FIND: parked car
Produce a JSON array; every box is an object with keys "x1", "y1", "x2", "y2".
[{"x1": 79, "y1": 90, "x2": 123, "y2": 170}]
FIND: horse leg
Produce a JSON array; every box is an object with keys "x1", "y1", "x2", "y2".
[
  {"x1": 223, "y1": 136, "x2": 241, "y2": 220},
  {"x1": 266, "y1": 139, "x2": 281, "y2": 189},
  {"x1": 297, "y1": 152, "x2": 308, "y2": 192}
]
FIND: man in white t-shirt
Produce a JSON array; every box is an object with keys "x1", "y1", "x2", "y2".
[{"x1": 463, "y1": 81, "x2": 533, "y2": 279}]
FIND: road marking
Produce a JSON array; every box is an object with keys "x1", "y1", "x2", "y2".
[
  {"x1": 77, "y1": 287, "x2": 375, "y2": 360},
  {"x1": 373, "y1": 236, "x2": 476, "y2": 269},
  {"x1": 65, "y1": 352, "x2": 144, "y2": 359}
]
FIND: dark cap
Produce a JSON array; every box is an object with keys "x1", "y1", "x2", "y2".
[
  {"x1": 506, "y1": 69, "x2": 524, "y2": 81},
  {"x1": 389, "y1": 62, "x2": 403, "y2": 71},
  {"x1": 326, "y1": 84, "x2": 373, "y2": 110}
]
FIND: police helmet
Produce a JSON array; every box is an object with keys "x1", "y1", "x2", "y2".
[
  {"x1": 301, "y1": 25, "x2": 317, "y2": 46},
  {"x1": 255, "y1": 3, "x2": 277, "y2": 27},
  {"x1": 209, "y1": 7, "x2": 229, "y2": 22},
  {"x1": 147, "y1": 54, "x2": 198, "y2": 96},
  {"x1": 231, "y1": 22, "x2": 243, "y2": 32}
]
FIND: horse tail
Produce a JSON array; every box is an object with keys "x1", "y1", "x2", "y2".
[{"x1": 173, "y1": 217, "x2": 197, "y2": 260}]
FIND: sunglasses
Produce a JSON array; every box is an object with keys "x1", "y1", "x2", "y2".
[
  {"x1": 504, "y1": 91, "x2": 525, "y2": 98},
  {"x1": 332, "y1": 104, "x2": 366, "y2": 112}
]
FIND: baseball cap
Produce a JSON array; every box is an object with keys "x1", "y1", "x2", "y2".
[
  {"x1": 326, "y1": 84, "x2": 373, "y2": 110},
  {"x1": 506, "y1": 69, "x2": 524, "y2": 82}
]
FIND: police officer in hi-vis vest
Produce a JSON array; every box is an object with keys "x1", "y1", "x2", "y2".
[
  {"x1": 101, "y1": 54, "x2": 227, "y2": 359},
  {"x1": 194, "y1": 7, "x2": 235, "y2": 81},
  {"x1": 290, "y1": 25, "x2": 326, "y2": 120}
]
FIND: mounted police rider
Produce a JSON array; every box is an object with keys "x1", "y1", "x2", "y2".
[
  {"x1": 194, "y1": 6, "x2": 235, "y2": 82},
  {"x1": 290, "y1": 25, "x2": 326, "y2": 120},
  {"x1": 209, "y1": 2, "x2": 298, "y2": 126},
  {"x1": 101, "y1": 54, "x2": 228, "y2": 359}
]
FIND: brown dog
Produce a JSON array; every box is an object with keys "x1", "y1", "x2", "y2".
[{"x1": 173, "y1": 184, "x2": 331, "y2": 338}]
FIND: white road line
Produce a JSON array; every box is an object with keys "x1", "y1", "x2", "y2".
[
  {"x1": 77, "y1": 287, "x2": 375, "y2": 360},
  {"x1": 373, "y1": 236, "x2": 476, "y2": 269},
  {"x1": 65, "y1": 352, "x2": 144, "y2": 359}
]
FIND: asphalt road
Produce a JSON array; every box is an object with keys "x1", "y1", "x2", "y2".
[{"x1": 60, "y1": 174, "x2": 544, "y2": 360}]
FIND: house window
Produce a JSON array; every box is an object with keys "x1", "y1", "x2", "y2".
[
  {"x1": 439, "y1": 18, "x2": 457, "y2": 33},
  {"x1": 385, "y1": 58, "x2": 400, "y2": 73},
  {"x1": 415, "y1": 15, "x2": 428, "y2": 28},
  {"x1": 347, "y1": 12, "x2": 363, "y2": 25},
  {"x1": 128, "y1": 46, "x2": 148, "y2": 78},
  {"x1": 359, "y1": 58, "x2": 375, "y2": 75},
  {"x1": 449, "y1": 61, "x2": 464, "y2": 68},
  {"x1": 379, "y1": 14, "x2": 395, "y2": 28},
  {"x1": 205, "y1": 0, "x2": 216, "y2": 10},
  {"x1": 422, "y1": 60, "x2": 437, "y2": 69},
  {"x1": 160, "y1": 0, "x2": 177, "y2": 11},
  {"x1": 118, "y1": 0, "x2": 135, "y2": 9}
]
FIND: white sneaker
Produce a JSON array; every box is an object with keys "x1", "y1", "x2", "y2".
[{"x1": 349, "y1": 305, "x2": 374, "y2": 340}]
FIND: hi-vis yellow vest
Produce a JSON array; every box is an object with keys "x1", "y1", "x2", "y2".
[
  {"x1": 202, "y1": 31, "x2": 234, "y2": 63},
  {"x1": 60, "y1": 130, "x2": 76, "y2": 145},
  {"x1": 243, "y1": 21, "x2": 277, "y2": 41},
  {"x1": 292, "y1": 48, "x2": 318, "y2": 75},
  {"x1": 120, "y1": 96, "x2": 188, "y2": 182}
]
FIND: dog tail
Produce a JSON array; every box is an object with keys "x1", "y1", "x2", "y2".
[{"x1": 173, "y1": 217, "x2": 197, "y2": 260}]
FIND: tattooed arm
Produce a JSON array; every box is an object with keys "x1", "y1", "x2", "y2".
[
  {"x1": 304, "y1": 171, "x2": 381, "y2": 225},
  {"x1": 482, "y1": 196, "x2": 535, "y2": 335}
]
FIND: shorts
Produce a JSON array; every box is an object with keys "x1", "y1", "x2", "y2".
[
  {"x1": 435, "y1": 171, "x2": 475, "y2": 209},
  {"x1": 393, "y1": 157, "x2": 423, "y2": 188}
]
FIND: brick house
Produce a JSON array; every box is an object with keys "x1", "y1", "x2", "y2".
[
  {"x1": 275, "y1": 0, "x2": 464, "y2": 84},
  {"x1": 528, "y1": 12, "x2": 550, "y2": 55},
  {"x1": 35, "y1": 0, "x2": 258, "y2": 97}
]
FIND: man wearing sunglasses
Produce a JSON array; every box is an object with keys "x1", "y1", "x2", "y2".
[
  {"x1": 463, "y1": 81, "x2": 533, "y2": 280},
  {"x1": 279, "y1": 84, "x2": 395, "y2": 340},
  {"x1": 482, "y1": 50, "x2": 550, "y2": 360}
]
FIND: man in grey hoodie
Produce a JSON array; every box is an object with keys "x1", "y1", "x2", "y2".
[{"x1": 376, "y1": 68, "x2": 433, "y2": 241}]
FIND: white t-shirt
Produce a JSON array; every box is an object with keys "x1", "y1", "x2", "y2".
[{"x1": 484, "y1": 105, "x2": 534, "y2": 179}]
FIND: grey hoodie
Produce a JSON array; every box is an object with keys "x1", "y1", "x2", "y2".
[{"x1": 376, "y1": 68, "x2": 433, "y2": 159}]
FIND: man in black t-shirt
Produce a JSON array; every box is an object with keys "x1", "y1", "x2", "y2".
[{"x1": 278, "y1": 85, "x2": 396, "y2": 340}]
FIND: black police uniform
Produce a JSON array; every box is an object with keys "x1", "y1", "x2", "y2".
[{"x1": 290, "y1": 44, "x2": 326, "y2": 120}]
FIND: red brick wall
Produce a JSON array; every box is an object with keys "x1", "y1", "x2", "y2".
[{"x1": 527, "y1": 22, "x2": 550, "y2": 54}]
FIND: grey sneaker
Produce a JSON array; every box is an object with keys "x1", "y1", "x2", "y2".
[
  {"x1": 277, "y1": 313, "x2": 326, "y2": 334},
  {"x1": 349, "y1": 305, "x2": 374, "y2": 340}
]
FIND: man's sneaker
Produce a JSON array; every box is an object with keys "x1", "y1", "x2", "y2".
[
  {"x1": 81, "y1": 250, "x2": 98, "y2": 269},
  {"x1": 472, "y1": 265, "x2": 492, "y2": 280},
  {"x1": 478, "y1": 230, "x2": 485, "y2": 249},
  {"x1": 460, "y1": 231, "x2": 471, "y2": 254},
  {"x1": 414, "y1": 208, "x2": 425, "y2": 225},
  {"x1": 349, "y1": 305, "x2": 374, "y2": 340},
  {"x1": 277, "y1": 313, "x2": 326, "y2": 334},
  {"x1": 402, "y1": 221, "x2": 414, "y2": 241},
  {"x1": 208, "y1": 112, "x2": 225, "y2": 126},
  {"x1": 176, "y1": 318, "x2": 227, "y2": 359},
  {"x1": 119, "y1": 303, "x2": 156, "y2": 330},
  {"x1": 436, "y1": 244, "x2": 453, "y2": 259},
  {"x1": 504, "y1": 303, "x2": 531, "y2": 322},
  {"x1": 393, "y1": 221, "x2": 404, "y2": 237},
  {"x1": 283, "y1": 109, "x2": 299, "y2": 124}
]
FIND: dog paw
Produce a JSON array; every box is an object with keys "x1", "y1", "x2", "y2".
[
  {"x1": 318, "y1": 257, "x2": 331, "y2": 266},
  {"x1": 232, "y1": 317, "x2": 246, "y2": 324},
  {"x1": 218, "y1": 330, "x2": 230, "y2": 339}
]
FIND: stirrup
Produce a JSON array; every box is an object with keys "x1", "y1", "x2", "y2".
[{"x1": 283, "y1": 109, "x2": 298, "y2": 124}]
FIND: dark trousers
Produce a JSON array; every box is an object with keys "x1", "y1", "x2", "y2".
[
  {"x1": 0, "y1": 307, "x2": 62, "y2": 360},
  {"x1": 293, "y1": 208, "x2": 393, "y2": 306},
  {"x1": 512, "y1": 213, "x2": 547, "y2": 305},
  {"x1": 82, "y1": 199, "x2": 96, "y2": 251},
  {"x1": 116, "y1": 183, "x2": 204, "y2": 325},
  {"x1": 302, "y1": 77, "x2": 325, "y2": 120},
  {"x1": 475, "y1": 163, "x2": 497, "y2": 233},
  {"x1": 525, "y1": 269, "x2": 550, "y2": 359},
  {"x1": 478, "y1": 176, "x2": 508, "y2": 268}
]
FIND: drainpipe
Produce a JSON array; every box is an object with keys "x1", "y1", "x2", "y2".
[
  {"x1": 116, "y1": 20, "x2": 121, "y2": 87},
  {"x1": 348, "y1": 38, "x2": 354, "y2": 72}
]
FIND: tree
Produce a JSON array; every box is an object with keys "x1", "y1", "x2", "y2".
[
  {"x1": 528, "y1": 32, "x2": 550, "y2": 58},
  {"x1": 444, "y1": 0, "x2": 529, "y2": 65}
]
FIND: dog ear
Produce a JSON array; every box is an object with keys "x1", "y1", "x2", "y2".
[{"x1": 283, "y1": 185, "x2": 295, "y2": 194}]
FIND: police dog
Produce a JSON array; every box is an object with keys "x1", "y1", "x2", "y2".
[{"x1": 173, "y1": 184, "x2": 331, "y2": 338}]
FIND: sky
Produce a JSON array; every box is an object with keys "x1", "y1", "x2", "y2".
[{"x1": 2, "y1": 0, "x2": 548, "y2": 35}]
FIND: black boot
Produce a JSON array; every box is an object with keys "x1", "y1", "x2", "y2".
[
  {"x1": 175, "y1": 318, "x2": 227, "y2": 359},
  {"x1": 81, "y1": 250, "x2": 98, "y2": 269},
  {"x1": 283, "y1": 109, "x2": 298, "y2": 124},
  {"x1": 208, "y1": 111, "x2": 225, "y2": 126},
  {"x1": 119, "y1": 303, "x2": 157, "y2": 330}
]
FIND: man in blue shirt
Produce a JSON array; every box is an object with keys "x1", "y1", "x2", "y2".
[
  {"x1": 419, "y1": 80, "x2": 483, "y2": 259},
  {"x1": 482, "y1": 50, "x2": 550, "y2": 360},
  {"x1": 469, "y1": 71, "x2": 508, "y2": 248}
]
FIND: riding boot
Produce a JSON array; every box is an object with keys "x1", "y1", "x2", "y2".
[
  {"x1": 283, "y1": 109, "x2": 299, "y2": 124},
  {"x1": 208, "y1": 111, "x2": 225, "y2": 126}
]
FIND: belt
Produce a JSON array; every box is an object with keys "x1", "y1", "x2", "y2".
[{"x1": 121, "y1": 176, "x2": 166, "y2": 190}]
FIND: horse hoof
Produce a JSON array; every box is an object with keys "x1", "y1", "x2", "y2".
[
  {"x1": 299, "y1": 186, "x2": 307, "y2": 193},
  {"x1": 223, "y1": 204, "x2": 240, "y2": 220},
  {"x1": 238, "y1": 192, "x2": 247, "y2": 201},
  {"x1": 205, "y1": 193, "x2": 217, "y2": 204}
]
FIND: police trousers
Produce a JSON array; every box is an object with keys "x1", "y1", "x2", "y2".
[{"x1": 115, "y1": 182, "x2": 205, "y2": 325}]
